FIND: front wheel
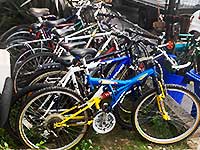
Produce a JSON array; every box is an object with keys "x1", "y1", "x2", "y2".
[{"x1": 133, "y1": 84, "x2": 200, "y2": 144}]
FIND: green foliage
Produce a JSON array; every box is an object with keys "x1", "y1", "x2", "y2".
[
  {"x1": 75, "y1": 139, "x2": 101, "y2": 150},
  {"x1": 0, "y1": 141, "x2": 9, "y2": 150},
  {"x1": 36, "y1": 140, "x2": 47, "y2": 149},
  {"x1": 0, "y1": 128, "x2": 17, "y2": 149}
]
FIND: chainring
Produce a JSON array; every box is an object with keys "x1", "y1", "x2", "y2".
[{"x1": 92, "y1": 111, "x2": 116, "y2": 134}]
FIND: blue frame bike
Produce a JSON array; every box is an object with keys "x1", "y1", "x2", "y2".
[{"x1": 17, "y1": 44, "x2": 200, "y2": 149}]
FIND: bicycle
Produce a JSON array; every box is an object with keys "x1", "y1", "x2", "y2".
[{"x1": 17, "y1": 39, "x2": 200, "y2": 149}]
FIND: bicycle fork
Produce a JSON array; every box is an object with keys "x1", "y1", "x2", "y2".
[{"x1": 156, "y1": 81, "x2": 171, "y2": 121}]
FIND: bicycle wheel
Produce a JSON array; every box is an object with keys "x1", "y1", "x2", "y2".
[
  {"x1": 17, "y1": 86, "x2": 88, "y2": 149},
  {"x1": 29, "y1": 69, "x2": 87, "y2": 98},
  {"x1": 113, "y1": 44, "x2": 149, "y2": 129},
  {"x1": 30, "y1": 70, "x2": 68, "y2": 85},
  {"x1": 113, "y1": 66, "x2": 138, "y2": 129},
  {"x1": 6, "y1": 83, "x2": 52, "y2": 141},
  {"x1": 6, "y1": 36, "x2": 35, "y2": 67},
  {"x1": 0, "y1": 25, "x2": 32, "y2": 42},
  {"x1": 13, "y1": 47, "x2": 50, "y2": 74},
  {"x1": 134, "y1": 84, "x2": 200, "y2": 144},
  {"x1": 13, "y1": 52, "x2": 61, "y2": 93}
]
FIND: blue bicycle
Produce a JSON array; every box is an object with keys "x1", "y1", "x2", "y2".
[{"x1": 17, "y1": 41, "x2": 200, "y2": 149}]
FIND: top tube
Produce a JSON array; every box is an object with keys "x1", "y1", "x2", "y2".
[{"x1": 87, "y1": 67, "x2": 156, "y2": 90}]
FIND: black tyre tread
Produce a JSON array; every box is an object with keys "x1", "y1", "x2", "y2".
[
  {"x1": 0, "y1": 25, "x2": 30, "y2": 42},
  {"x1": 14, "y1": 83, "x2": 53, "y2": 102},
  {"x1": 6, "y1": 83, "x2": 53, "y2": 142},
  {"x1": 13, "y1": 52, "x2": 59, "y2": 77},
  {"x1": 6, "y1": 35, "x2": 33, "y2": 46},
  {"x1": 13, "y1": 47, "x2": 51, "y2": 73},
  {"x1": 113, "y1": 66, "x2": 135, "y2": 129},
  {"x1": 29, "y1": 70, "x2": 67, "y2": 85}
]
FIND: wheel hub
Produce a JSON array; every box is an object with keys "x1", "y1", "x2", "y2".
[{"x1": 44, "y1": 113, "x2": 64, "y2": 130}]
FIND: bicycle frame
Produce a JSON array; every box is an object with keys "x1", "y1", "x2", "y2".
[
  {"x1": 55, "y1": 46, "x2": 177, "y2": 128},
  {"x1": 58, "y1": 55, "x2": 132, "y2": 95},
  {"x1": 54, "y1": 67, "x2": 159, "y2": 128}
]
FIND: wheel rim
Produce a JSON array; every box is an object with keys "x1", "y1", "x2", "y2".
[
  {"x1": 19, "y1": 89, "x2": 88, "y2": 149},
  {"x1": 134, "y1": 86, "x2": 200, "y2": 144},
  {"x1": 14, "y1": 53, "x2": 57, "y2": 93}
]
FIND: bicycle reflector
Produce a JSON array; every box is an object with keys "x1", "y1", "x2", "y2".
[{"x1": 166, "y1": 40, "x2": 175, "y2": 50}]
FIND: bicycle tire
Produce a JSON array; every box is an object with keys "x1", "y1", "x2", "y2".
[
  {"x1": 30, "y1": 70, "x2": 68, "y2": 86},
  {"x1": 6, "y1": 83, "x2": 52, "y2": 141},
  {"x1": 13, "y1": 47, "x2": 51, "y2": 74},
  {"x1": 6, "y1": 36, "x2": 35, "y2": 67},
  {"x1": 17, "y1": 86, "x2": 88, "y2": 149},
  {"x1": 29, "y1": 69, "x2": 87, "y2": 98},
  {"x1": 113, "y1": 43, "x2": 149, "y2": 129},
  {"x1": 133, "y1": 84, "x2": 200, "y2": 144},
  {"x1": 13, "y1": 52, "x2": 62, "y2": 93},
  {"x1": 113, "y1": 66, "x2": 138, "y2": 129},
  {"x1": 0, "y1": 25, "x2": 31, "y2": 42}
]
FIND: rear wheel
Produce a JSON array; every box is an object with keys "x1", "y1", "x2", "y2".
[
  {"x1": 113, "y1": 44, "x2": 149, "y2": 129},
  {"x1": 7, "y1": 83, "x2": 52, "y2": 140},
  {"x1": 13, "y1": 52, "x2": 61, "y2": 93},
  {"x1": 17, "y1": 86, "x2": 88, "y2": 149},
  {"x1": 13, "y1": 47, "x2": 50, "y2": 74},
  {"x1": 134, "y1": 84, "x2": 200, "y2": 144}
]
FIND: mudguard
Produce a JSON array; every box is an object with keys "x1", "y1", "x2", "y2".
[{"x1": 0, "y1": 77, "x2": 13, "y2": 128}]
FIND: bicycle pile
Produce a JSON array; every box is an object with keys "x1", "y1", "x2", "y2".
[{"x1": 1, "y1": 0, "x2": 200, "y2": 149}]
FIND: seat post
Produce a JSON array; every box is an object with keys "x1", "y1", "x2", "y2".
[
  {"x1": 38, "y1": 17, "x2": 43, "y2": 23},
  {"x1": 82, "y1": 58, "x2": 90, "y2": 75}
]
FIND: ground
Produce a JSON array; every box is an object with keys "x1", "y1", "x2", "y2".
[{"x1": 84, "y1": 124, "x2": 200, "y2": 150}]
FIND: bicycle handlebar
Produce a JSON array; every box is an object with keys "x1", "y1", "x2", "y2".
[
  {"x1": 138, "y1": 46, "x2": 191, "y2": 70},
  {"x1": 125, "y1": 28, "x2": 160, "y2": 40},
  {"x1": 172, "y1": 62, "x2": 191, "y2": 70}
]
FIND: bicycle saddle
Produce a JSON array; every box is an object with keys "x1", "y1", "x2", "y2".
[
  {"x1": 29, "y1": 8, "x2": 50, "y2": 18},
  {"x1": 59, "y1": 54, "x2": 75, "y2": 67},
  {"x1": 70, "y1": 48, "x2": 97, "y2": 59}
]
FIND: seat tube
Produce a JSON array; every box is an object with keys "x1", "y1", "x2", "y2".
[{"x1": 38, "y1": 17, "x2": 43, "y2": 23}]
